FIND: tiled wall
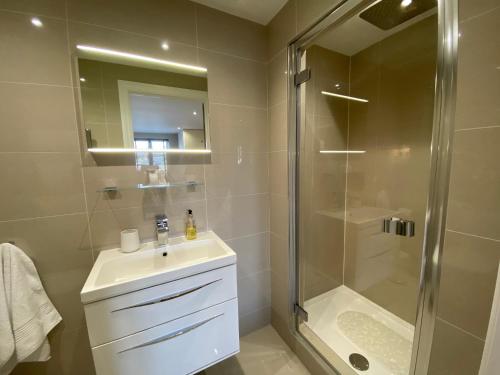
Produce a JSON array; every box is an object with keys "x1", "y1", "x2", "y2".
[
  {"x1": 0, "y1": 1, "x2": 270, "y2": 373},
  {"x1": 428, "y1": 1, "x2": 500, "y2": 374}
]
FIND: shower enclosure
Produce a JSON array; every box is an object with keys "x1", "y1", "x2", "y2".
[{"x1": 289, "y1": 0, "x2": 457, "y2": 374}]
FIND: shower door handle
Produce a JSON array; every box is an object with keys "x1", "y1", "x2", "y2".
[{"x1": 383, "y1": 217, "x2": 415, "y2": 237}]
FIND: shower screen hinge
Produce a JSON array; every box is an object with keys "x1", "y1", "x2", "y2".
[
  {"x1": 294, "y1": 303, "x2": 309, "y2": 322},
  {"x1": 294, "y1": 69, "x2": 311, "y2": 86}
]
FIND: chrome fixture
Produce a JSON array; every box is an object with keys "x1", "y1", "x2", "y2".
[
  {"x1": 349, "y1": 353, "x2": 369, "y2": 371},
  {"x1": 383, "y1": 217, "x2": 415, "y2": 237},
  {"x1": 155, "y1": 214, "x2": 169, "y2": 246}
]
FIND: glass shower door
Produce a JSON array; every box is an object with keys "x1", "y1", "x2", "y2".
[{"x1": 294, "y1": 1, "x2": 439, "y2": 374}]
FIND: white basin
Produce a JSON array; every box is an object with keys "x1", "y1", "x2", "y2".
[{"x1": 81, "y1": 231, "x2": 236, "y2": 303}]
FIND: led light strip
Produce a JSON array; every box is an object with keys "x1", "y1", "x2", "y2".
[
  {"x1": 88, "y1": 148, "x2": 211, "y2": 154},
  {"x1": 321, "y1": 91, "x2": 369, "y2": 103},
  {"x1": 319, "y1": 150, "x2": 366, "y2": 154},
  {"x1": 77, "y1": 45, "x2": 207, "y2": 73}
]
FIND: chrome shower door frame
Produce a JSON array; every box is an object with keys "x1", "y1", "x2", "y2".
[{"x1": 286, "y1": 0, "x2": 458, "y2": 374}]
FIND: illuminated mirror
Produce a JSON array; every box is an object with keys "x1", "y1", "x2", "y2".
[{"x1": 75, "y1": 46, "x2": 210, "y2": 153}]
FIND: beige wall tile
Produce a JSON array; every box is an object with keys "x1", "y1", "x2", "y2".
[
  {"x1": 269, "y1": 101, "x2": 288, "y2": 152},
  {"x1": 271, "y1": 270, "x2": 290, "y2": 323},
  {"x1": 270, "y1": 151, "x2": 288, "y2": 195},
  {"x1": 68, "y1": 21, "x2": 199, "y2": 67},
  {"x1": 270, "y1": 193, "x2": 289, "y2": 240},
  {"x1": 455, "y1": 7, "x2": 500, "y2": 130},
  {"x1": 12, "y1": 326, "x2": 95, "y2": 375},
  {"x1": 438, "y1": 230, "x2": 500, "y2": 339},
  {"x1": 447, "y1": 127, "x2": 500, "y2": 240},
  {"x1": 268, "y1": 50, "x2": 288, "y2": 107},
  {"x1": 238, "y1": 269, "x2": 271, "y2": 316},
  {"x1": 459, "y1": 0, "x2": 500, "y2": 21},
  {"x1": 0, "y1": 83, "x2": 79, "y2": 152},
  {"x1": 238, "y1": 306, "x2": 271, "y2": 336},
  {"x1": 428, "y1": 319, "x2": 484, "y2": 375},
  {"x1": 207, "y1": 194, "x2": 269, "y2": 240},
  {"x1": 267, "y1": 0, "x2": 297, "y2": 60},
  {"x1": 0, "y1": 0, "x2": 66, "y2": 19},
  {"x1": 89, "y1": 200, "x2": 207, "y2": 251},
  {"x1": 0, "y1": 11, "x2": 70, "y2": 85},
  {"x1": 270, "y1": 233, "x2": 289, "y2": 289},
  {"x1": 204, "y1": 152, "x2": 269, "y2": 198},
  {"x1": 196, "y1": 5, "x2": 267, "y2": 62},
  {"x1": 199, "y1": 49, "x2": 267, "y2": 108},
  {"x1": 225, "y1": 232, "x2": 270, "y2": 280},
  {"x1": 0, "y1": 153, "x2": 85, "y2": 221},
  {"x1": 209, "y1": 104, "x2": 268, "y2": 153},
  {"x1": 0, "y1": 214, "x2": 92, "y2": 331},
  {"x1": 67, "y1": 0, "x2": 197, "y2": 45}
]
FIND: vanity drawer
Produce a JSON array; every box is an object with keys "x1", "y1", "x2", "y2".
[
  {"x1": 91, "y1": 299, "x2": 239, "y2": 375},
  {"x1": 84, "y1": 265, "x2": 236, "y2": 346}
]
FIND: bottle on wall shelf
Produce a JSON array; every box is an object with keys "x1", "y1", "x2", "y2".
[{"x1": 185, "y1": 209, "x2": 197, "y2": 240}]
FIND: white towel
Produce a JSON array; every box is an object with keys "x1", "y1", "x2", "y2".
[{"x1": 0, "y1": 243, "x2": 62, "y2": 374}]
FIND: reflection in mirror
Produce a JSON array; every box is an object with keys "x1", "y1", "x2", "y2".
[{"x1": 76, "y1": 47, "x2": 209, "y2": 153}]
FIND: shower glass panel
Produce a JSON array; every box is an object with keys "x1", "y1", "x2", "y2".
[{"x1": 295, "y1": 1, "x2": 438, "y2": 374}]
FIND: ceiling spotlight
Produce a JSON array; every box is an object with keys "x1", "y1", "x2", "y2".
[
  {"x1": 401, "y1": 0, "x2": 412, "y2": 7},
  {"x1": 31, "y1": 17, "x2": 43, "y2": 27},
  {"x1": 177, "y1": 127, "x2": 181, "y2": 130},
  {"x1": 80, "y1": 77, "x2": 86, "y2": 82},
  {"x1": 335, "y1": 83, "x2": 341, "y2": 89},
  {"x1": 193, "y1": 111, "x2": 197, "y2": 116},
  {"x1": 161, "y1": 42, "x2": 169, "y2": 51}
]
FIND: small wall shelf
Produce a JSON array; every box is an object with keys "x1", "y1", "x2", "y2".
[{"x1": 98, "y1": 181, "x2": 203, "y2": 193}]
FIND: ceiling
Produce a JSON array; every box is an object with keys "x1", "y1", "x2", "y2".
[{"x1": 190, "y1": 0, "x2": 287, "y2": 25}]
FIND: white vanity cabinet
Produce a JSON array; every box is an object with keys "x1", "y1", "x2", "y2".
[{"x1": 81, "y1": 232, "x2": 239, "y2": 375}]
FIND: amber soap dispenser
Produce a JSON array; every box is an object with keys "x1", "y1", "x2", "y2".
[{"x1": 185, "y1": 209, "x2": 197, "y2": 240}]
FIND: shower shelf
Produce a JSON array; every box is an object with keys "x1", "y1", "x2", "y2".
[{"x1": 97, "y1": 181, "x2": 203, "y2": 193}]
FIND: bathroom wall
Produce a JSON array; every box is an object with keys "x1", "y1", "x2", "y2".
[
  {"x1": 0, "y1": 1, "x2": 270, "y2": 374},
  {"x1": 428, "y1": 1, "x2": 500, "y2": 374}
]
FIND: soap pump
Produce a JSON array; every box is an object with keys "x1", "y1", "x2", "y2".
[{"x1": 185, "y1": 209, "x2": 197, "y2": 240}]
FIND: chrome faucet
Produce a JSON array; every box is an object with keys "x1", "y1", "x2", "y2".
[{"x1": 155, "y1": 214, "x2": 169, "y2": 246}]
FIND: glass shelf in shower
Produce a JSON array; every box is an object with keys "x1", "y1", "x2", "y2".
[{"x1": 97, "y1": 181, "x2": 203, "y2": 193}]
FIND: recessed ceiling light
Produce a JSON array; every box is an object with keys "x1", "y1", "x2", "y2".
[
  {"x1": 401, "y1": 0, "x2": 412, "y2": 7},
  {"x1": 161, "y1": 42, "x2": 169, "y2": 51},
  {"x1": 177, "y1": 127, "x2": 181, "y2": 130},
  {"x1": 193, "y1": 111, "x2": 197, "y2": 116},
  {"x1": 31, "y1": 17, "x2": 43, "y2": 27},
  {"x1": 80, "y1": 77, "x2": 86, "y2": 82}
]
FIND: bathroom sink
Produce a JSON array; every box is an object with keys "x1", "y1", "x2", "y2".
[{"x1": 81, "y1": 231, "x2": 236, "y2": 303}]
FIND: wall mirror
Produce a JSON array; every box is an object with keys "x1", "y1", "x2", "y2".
[{"x1": 75, "y1": 46, "x2": 210, "y2": 153}]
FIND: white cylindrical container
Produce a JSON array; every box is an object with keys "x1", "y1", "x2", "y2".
[{"x1": 120, "y1": 229, "x2": 140, "y2": 253}]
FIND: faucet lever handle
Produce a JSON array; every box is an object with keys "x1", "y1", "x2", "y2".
[{"x1": 155, "y1": 214, "x2": 169, "y2": 231}]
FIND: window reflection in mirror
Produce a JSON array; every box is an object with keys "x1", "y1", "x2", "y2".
[{"x1": 76, "y1": 56, "x2": 209, "y2": 152}]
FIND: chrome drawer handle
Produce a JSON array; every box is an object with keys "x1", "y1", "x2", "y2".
[
  {"x1": 118, "y1": 313, "x2": 224, "y2": 354},
  {"x1": 112, "y1": 279, "x2": 223, "y2": 312}
]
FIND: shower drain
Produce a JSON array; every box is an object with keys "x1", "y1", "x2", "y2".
[{"x1": 349, "y1": 353, "x2": 369, "y2": 371}]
